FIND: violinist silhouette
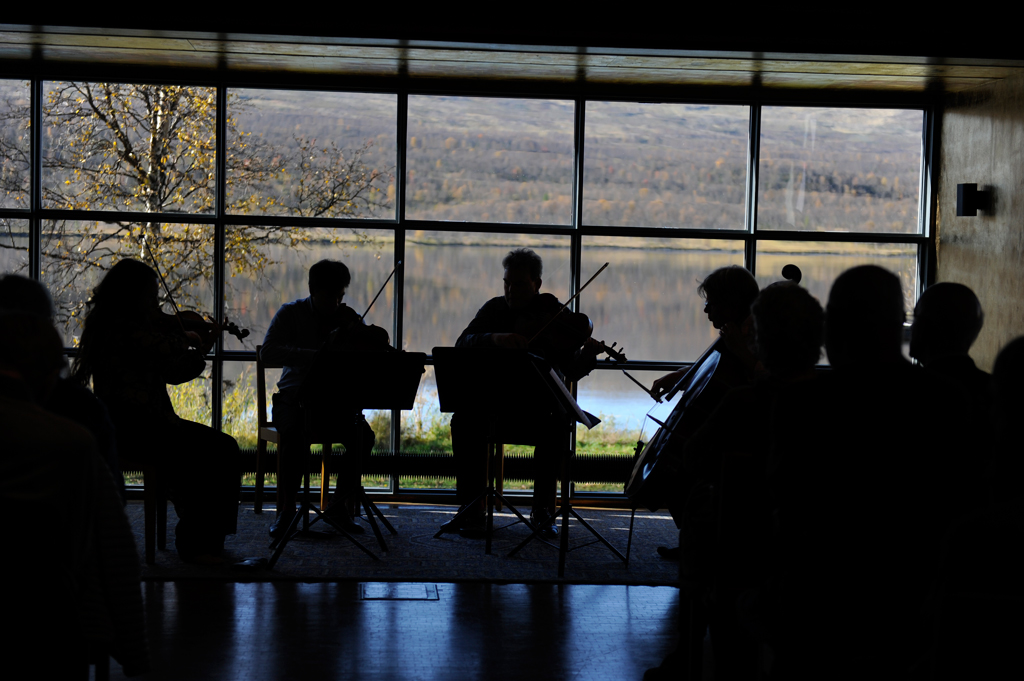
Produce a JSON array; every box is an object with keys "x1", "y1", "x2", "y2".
[
  {"x1": 72, "y1": 258, "x2": 240, "y2": 564},
  {"x1": 260, "y1": 259, "x2": 382, "y2": 538},
  {"x1": 446, "y1": 248, "x2": 602, "y2": 538}
]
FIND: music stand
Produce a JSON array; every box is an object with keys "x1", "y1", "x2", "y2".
[
  {"x1": 267, "y1": 350, "x2": 426, "y2": 566},
  {"x1": 432, "y1": 347, "x2": 627, "y2": 576}
]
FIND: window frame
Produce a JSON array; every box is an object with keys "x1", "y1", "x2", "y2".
[{"x1": 0, "y1": 73, "x2": 936, "y2": 499}]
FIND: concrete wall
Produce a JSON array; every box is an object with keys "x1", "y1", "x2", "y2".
[{"x1": 938, "y1": 73, "x2": 1024, "y2": 371}]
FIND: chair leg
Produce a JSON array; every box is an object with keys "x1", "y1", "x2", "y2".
[
  {"x1": 495, "y1": 444, "x2": 504, "y2": 511},
  {"x1": 157, "y1": 487, "x2": 167, "y2": 551},
  {"x1": 625, "y1": 506, "x2": 637, "y2": 568},
  {"x1": 144, "y1": 475, "x2": 156, "y2": 565},
  {"x1": 320, "y1": 443, "x2": 332, "y2": 511},
  {"x1": 254, "y1": 438, "x2": 266, "y2": 514}
]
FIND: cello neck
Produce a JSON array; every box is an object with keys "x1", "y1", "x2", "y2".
[{"x1": 664, "y1": 338, "x2": 722, "y2": 401}]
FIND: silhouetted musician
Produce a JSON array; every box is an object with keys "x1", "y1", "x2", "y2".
[
  {"x1": 444, "y1": 248, "x2": 601, "y2": 538},
  {"x1": 261, "y1": 259, "x2": 379, "y2": 539}
]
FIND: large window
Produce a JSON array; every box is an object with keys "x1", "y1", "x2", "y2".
[{"x1": 0, "y1": 77, "x2": 931, "y2": 496}]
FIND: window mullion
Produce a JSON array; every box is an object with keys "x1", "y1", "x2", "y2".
[
  {"x1": 567, "y1": 97, "x2": 589, "y2": 466},
  {"x1": 571, "y1": 98, "x2": 586, "y2": 309},
  {"x1": 212, "y1": 84, "x2": 227, "y2": 431},
  {"x1": 744, "y1": 102, "x2": 761, "y2": 276},
  {"x1": 30, "y1": 78, "x2": 41, "y2": 280},
  {"x1": 390, "y1": 91, "x2": 410, "y2": 492},
  {"x1": 920, "y1": 104, "x2": 939, "y2": 292}
]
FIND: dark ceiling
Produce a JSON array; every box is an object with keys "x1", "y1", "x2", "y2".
[{"x1": 3, "y1": 14, "x2": 1019, "y2": 62}]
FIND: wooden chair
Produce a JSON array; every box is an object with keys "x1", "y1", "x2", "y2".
[
  {"x1": 118, "y1": 456, "x2": 167, "y2": 565},
  {"x1": 142, "y1": 464, "x2": 168, "y2": 565},
  {"x1": 254, "y1": 344, "x2": 281, "y2": 515}
]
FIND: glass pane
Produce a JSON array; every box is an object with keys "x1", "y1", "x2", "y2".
[
  {"x1": 398, "y1": 365, "x2": 453, "y2": 490},
  {"x1": 226, "y1": 89, "x2": 397, "y2": 219},
  {"x1": 583, "y1": 102, "x2": 749, "y2": 228},
  {"x1": 42, "y1": 82, "x2": 216, "y2": 213},
  {"x1": 580, "y1": 236, "x2": 745, "y2": 363},
  {"x1": 224, "y1": 226, "x2": 395, "y2": 352},
  {"x1": 403, "y1": 231, "x2": 571, "y2": 353},
  {"x1": 0, "y1": 80, "x2": 30, "y2": 209},
  {"x1": 757, "y1": 107, "x2": 923, "y2": 234},
  {"x1": 221, "y1": 360, "x2": 265, "y2": 450},
  {"x1": 40, "y1": 220, "x2": 214, "y2": 346},
  {"x1": 406, "y1": 96, "x2": 574, "y2": 225},
  {"x1": 168, "y1": 367, "x2": 213, "y2": 428},
  {"x1": 575, "y1": 368, "x2": 672, "y2": 493},
  {"x1": 755, "y1": 241, "x2": 918, "y2": 317},
  {"x1": 0, "y1": 218, "x2": 29, "y2": 276}
]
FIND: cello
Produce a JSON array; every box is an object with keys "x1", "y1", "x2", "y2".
[
  {"x1": 624, "y1": 333, "x2": 750, "y2": 511},
  {"x1": 624, "y1": 265, "x2": 802, "y2": 511}
]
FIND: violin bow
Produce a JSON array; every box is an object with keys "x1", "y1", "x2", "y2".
[
  {"x1": 526, "y1": 262, "x2": 609, "y2": 345},
  {"x1": 135, "y1": 226, "x2": 250, "y2": 341},
  {"x1": 360, "y1": 261, "x2": 401, "y2": 321},
  {"x1": 136, "y1": 227, "x2": 191, "y2": 336},
  {"x1": 622, "y1": 369, "x2": 662, "y2": 403}
]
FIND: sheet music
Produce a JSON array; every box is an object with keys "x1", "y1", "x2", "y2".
[{"x1": 544, "y1": 366, "x2": 597, "y2": 429}]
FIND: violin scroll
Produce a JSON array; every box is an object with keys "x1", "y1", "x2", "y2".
[
  {"x1": 164, "y1": 309, "x2": 251, "y2": 348},
  {"x1": 593, "y1": 339, "x2": 627, "y2": 363}
]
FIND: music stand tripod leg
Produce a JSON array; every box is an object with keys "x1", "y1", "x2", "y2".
[
  {"x1": 318, "y1": 512, "x2": 381, "y2": 561},
  {"x1": 362, "y1": 491, "x2": 397, "y2": 534},
  {"x1": 267, "y1": 502, "x2": 305, "y2": 568},
  {"x1": 569, "y1": 508, "x2": 626, "y2": 563},
  {"x1": 361, "y1": 489, "x2": 388, "y2": 553},
  {"x1": 354, "y1": 424, "x2": 391, "y2": 553},
  {"x1": 625, "y1": 507, "x2": 637, "y2": 568},
  {"x1": 558, "y1": 456, "x2": 570, "y2": 578}
]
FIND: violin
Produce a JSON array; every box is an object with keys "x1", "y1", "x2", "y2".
[
  {"x1": 512, "y1": 262, "x2": 627, "y2": 363},
  {"x1": 326, "y1": 262, "x2": 400, "y2": 353},
  {"x1": 514, "y1": 298, "x2": 627, "y2": 362},
  {"x1": 160, "y1": 309, "x2": 249, "y2": 348},
  {"x1": 328, "y1": 314, "x2": 394, "y2": 353}
]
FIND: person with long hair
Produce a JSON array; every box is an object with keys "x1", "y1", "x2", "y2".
[{"x1": 74, "y1": 258, "x2": 240, "y2": 564}]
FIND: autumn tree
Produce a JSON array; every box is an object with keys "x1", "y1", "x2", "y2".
[{"x1": 1, "y1": 81, "x2": 392, "y2": 337}]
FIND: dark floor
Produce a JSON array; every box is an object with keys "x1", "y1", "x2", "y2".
[{"x1": 105, "y1": 581, "x2": 681, "y2": 681}]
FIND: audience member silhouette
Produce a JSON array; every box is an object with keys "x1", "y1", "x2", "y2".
[
  {"x1": 911, "y1": 282, "x2": 993, "y2": 510},
  {"x1": 645, "y1": 281, "x2": 824, "y2": 681},
  {"x1": 922, "y1": 336, "x2": 1024, "y2": 680},
  {"x1": 0, "y1": 311, "x2": 148, "y2": 677},
  {"x1": 0, "y1": 274, "x2": 125, "y2": 502},
  {"x1": 72, "y1": 259, "x2": 240, "y2": 563},
  {"x1": 760, "y1": 265, "x2": 967, "y2": 680}
]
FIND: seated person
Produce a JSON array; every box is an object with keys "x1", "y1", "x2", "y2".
[
  {"x1": 645, "y1": 281, "x2": 824, "y2": 681},
  {"x1": 261, "y1": 259, "x2": 381, "y2": 538},
  {"x1": 761, "y1": 265, "x2": 969, "y2": 680},
  {"x1": 651, "y1": 264, "x2": 760, "y2": 400},
  {"x1": 646, "y1": 265, "x2": 760, "y2": 559},
  {"x1": 910, "y1": 282, "x2": 993, "y2": 514},
  {"x1": 73, "y1": 259, "x2": 240, "y2": 564},
  {"x1": 447, "y1": 248, "x2": 602, "y2": 538},
  {"x1": 921, "y1": 337, "x2": 1024, "y2": 679},
  {"x1": 1, "y1": 311, "x2": 148, "y2": 678},
  {"x1": 0, "y1": 274, "x2": 124, "y2": 502}
]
